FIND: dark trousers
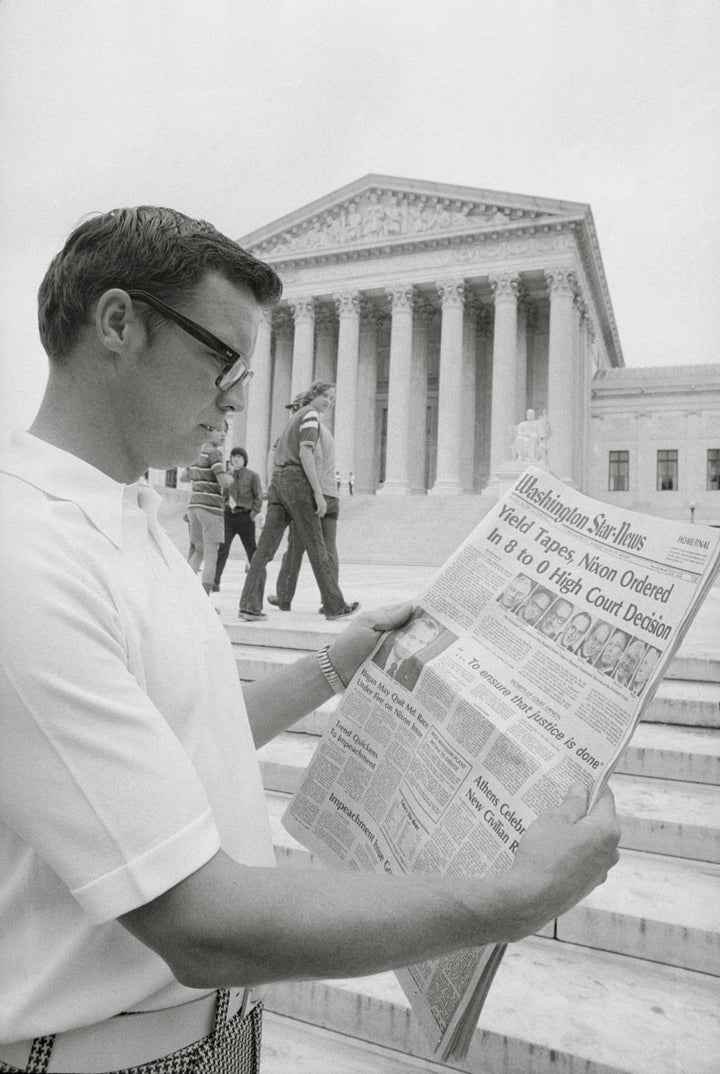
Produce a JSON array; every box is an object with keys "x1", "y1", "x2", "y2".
[
  {"x1": 239, "y1": 469, "x2": 347, "y2": 616},
  {"x1": 214, "y1": 508, "x2": 257, "y2": 589},
  {"x1": 276, "y1": 498, "x2": 339, "y2": 607}
]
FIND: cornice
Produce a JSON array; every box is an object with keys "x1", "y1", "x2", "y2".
[
  {"x1": 248, "y1": 213, "x2": 584, "y2": 268},
  {"x1": 593, "y1": 364, "x2": 720, "y2": 395},
  {"x1": 238, "y1": 173, "x2": 590, "y2": 248},
  {"x1": 240, "y1": 175, "x2": 624, "y2": 368}
]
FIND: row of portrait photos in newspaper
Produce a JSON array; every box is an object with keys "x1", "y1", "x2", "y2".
[{"x1": 497, "y1": 573, "x2": 660, "y2": 697}]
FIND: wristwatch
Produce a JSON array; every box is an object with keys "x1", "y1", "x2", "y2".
[{"x1": 316, "y1": 645, "x2": 346, "y2": 693}]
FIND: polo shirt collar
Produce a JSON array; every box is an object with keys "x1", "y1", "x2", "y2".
[{"x1": 0, "y1": 431, "x2": 130, "y2": 548}]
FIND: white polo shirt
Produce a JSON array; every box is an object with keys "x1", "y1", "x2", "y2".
[{"x1": 0, "y1": 432, "x2": 275, "y2": 1042}]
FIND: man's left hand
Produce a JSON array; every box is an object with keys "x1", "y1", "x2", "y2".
[{"x1": 328, "y1": 602, "x2": 414, "y2": 688}]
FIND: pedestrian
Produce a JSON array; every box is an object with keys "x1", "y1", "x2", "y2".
[
  {"x1": 348, "y1": 470, "x2": 354, "y2": 495},
  {"x1": 183, "y1": 424, "x2": 231, "y2": 595},
  {"x1": 214, "y1": 447, "x2": 263, "y2": 591},
  {"x1": 267, "y1": 390, "x2": 341, "y2": 613},
  {"x1": 0, "y1": 205, "x2": 620, "y2": 1074},
  {"x1": 336, "y1": 468, "x2": 341, "y2": 491},
  {"x1": 239, "y1": 382, "x2": 359, "y2": 621}
]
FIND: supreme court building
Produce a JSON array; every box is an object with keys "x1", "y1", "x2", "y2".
[
  {"x1": 157, "y1": 175, "x2": 719, "y2": 525},
  {"x1": 232, "y1": 174, "x2": 620, "y2": 498}
]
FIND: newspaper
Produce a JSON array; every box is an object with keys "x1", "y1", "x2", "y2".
[{"x1": 282, "y1": 468, "x2": 720, "y2": 1060}]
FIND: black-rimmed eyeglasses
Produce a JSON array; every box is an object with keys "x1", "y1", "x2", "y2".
[{"x1": 127, "y1": 289, "x2": 254, "y2": 392}]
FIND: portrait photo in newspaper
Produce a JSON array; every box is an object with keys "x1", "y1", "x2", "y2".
[
  {"x1": 502, "y1": 573, "x2": 660, "y2": 700},
  {"x1": 372, "y1": 609, "x2": 457, "y2": 692}
]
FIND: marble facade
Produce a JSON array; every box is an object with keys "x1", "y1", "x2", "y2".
[{"x1": 232, "y1": 175, "x2": 622, "y2": 496}]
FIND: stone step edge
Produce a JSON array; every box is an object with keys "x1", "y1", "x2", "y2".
[
  {"x1": 225, "y1": 623, "x2": 720, "y2": 683},
  {"x1": 262, "y1": 1010, "x2": 459, "y2": 1074},
  {"x1": 258, "y1": 756, "x2": 720, "y2": 864},
  {"x1": 280, "y1": 713, "x2": 720, "y2": 785},
  {"x1": 263, "y1": 936, "x2": 720, "y2": 1074},
  {"x1": 265, "y1": 793, "x2": 720, "y2": 976},
  {"x1": 235, "y1": 648, "x2": 720, "y2": 727}
]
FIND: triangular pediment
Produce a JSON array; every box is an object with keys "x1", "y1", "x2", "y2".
[{"x1": 240, "y1": 174, "x2": 589, "y2": 260}]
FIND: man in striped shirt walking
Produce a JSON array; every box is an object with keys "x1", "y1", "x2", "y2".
[{"x1": 186, "y1": 425, "x2": 232, "y2": 595}]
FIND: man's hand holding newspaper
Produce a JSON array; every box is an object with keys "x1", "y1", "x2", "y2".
[{"x1": 506, "y1": 783, "x2": 620, "y2": 939}]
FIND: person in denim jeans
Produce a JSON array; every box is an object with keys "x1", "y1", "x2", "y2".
[
  {"x1": 238, "y1": 383, "x2": 358, "y2": 621},
  {"x1": 268, "y1": 398, "x2": 341, "y2": 613}
]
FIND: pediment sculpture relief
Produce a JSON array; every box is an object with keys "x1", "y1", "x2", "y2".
[{"x1": 257, "y1": 191, "x2": 542, "y2": 257}]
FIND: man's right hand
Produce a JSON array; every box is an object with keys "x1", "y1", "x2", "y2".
[
  {"x1": 505, "y1": 783, "x2": 620, "y2": 938},
  {"x1": 314, "y1": 492, "x2": 327, "y2": 517}
]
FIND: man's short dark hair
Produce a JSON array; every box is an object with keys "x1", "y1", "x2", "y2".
[
  {"x1": 38, "y1": 206, "x2": 283, "y2": 361},
  {"x1": 230, "y1": 447, "x2": 248, "y2": 466}
]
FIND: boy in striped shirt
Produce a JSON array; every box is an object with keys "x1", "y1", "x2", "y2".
[{"x1": 186, "y1": 425, "x2": 231, "y2": 594}]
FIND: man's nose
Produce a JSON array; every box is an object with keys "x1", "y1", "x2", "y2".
[{"x1": 219, "y1": 379, "x2": 247, "y2": 412}]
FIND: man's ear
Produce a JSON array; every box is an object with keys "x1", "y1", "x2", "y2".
[{"x1": 95, "y1": 289, "x2": 143, "y2": 354}]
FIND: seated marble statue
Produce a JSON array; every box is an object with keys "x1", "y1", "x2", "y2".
[{"x1": 513, "y1": 408, "x2": 548, "y2": 462}]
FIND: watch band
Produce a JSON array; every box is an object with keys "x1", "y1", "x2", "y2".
[{"x1": 316, "y1": 644, "x2": 346, "y2": 693}]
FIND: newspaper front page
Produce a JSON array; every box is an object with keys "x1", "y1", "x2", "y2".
[{"x1": 283, "y1": 468, "x2": 720, "y2": 1059}]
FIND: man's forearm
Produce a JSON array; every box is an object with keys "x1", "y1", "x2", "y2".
[
  {"x1": 243, "y1": 652, "x2": 334, "y2": 747},
  {"x1": 121, "y1": 848, "x2": 537, "y2": 991},
  {"x1": 299, "y1": 444, "x2": 323, "y2": 499},
  {"x1": 120, "y1": 782, "x2": 619, "y2": 992}
]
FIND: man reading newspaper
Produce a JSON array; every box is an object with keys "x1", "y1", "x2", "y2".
[{"x1": 0, "y1": 206, "x2": 620, "y2": 1074}]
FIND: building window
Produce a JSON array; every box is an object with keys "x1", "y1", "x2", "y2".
[
  {"x1": 657, "y1": 449, "x2": 678, "y2": 491},
  {"x1": 165, "y1": 468, "x2": 178, "y2": 488},
  {"x1": 608, "y1": 451, "x2": 629, "y2": 491},
  {"x1": 708, "y1": 449, "x2": 720, "y2": 491}
]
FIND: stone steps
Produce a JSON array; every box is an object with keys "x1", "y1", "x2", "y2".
[
  {"x1": 264, "y1": 789, "x2": 720, "y2": 977},
  {"x1": 614, "y1": 722, "x2": 720, "y2": 784},
  {"x1": 273, "y1": 707, "x2": 720, "y2": 784},
  {"x1": 226, "y1": 616, "x2": 720, "y2": 684},
  {"x1": 258, "y1": 735, "x2": 720, "y2": 862},
  {"x1": 261, "y1": 1011, "x2": 460, "y2": 1074},
  {"x1": 222, "y1": 569, "x2": 720, "y2": 1072},
  {"x1": 262, "y1": 937, "x2": 720, "y2": 1074},
  {"x1": 234, "y1": 644, "x2": 720, "y2": 727}
]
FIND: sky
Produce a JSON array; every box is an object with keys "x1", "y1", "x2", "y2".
[{"x1": 1, "y1": 0, "x2": 718, "y2": 434}]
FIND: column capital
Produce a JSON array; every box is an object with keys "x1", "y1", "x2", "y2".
[
  {"x1": 516, "y1": 282, "x2": 533, "y2": 312},
  {"x1": 386, "y1": 284, "x2": 415, "y2": 312},
  {"x1": 334, "y1": 290, "x2": 361, "y2": 319},
  {"x1": 544, "y1": 267, "x2": 576, "y2": 297},
  {"x1": 436, "y1": 278, "x2": 465, "y2": 308},
  {"x1": 289, "y1": 296, "x2": 316, "y2": 323},
  {"x1": 488, "y1": 272, "x2": 520, "y2": 303},
  {"x1": 272, "y1": 307, "x2": 294, "y2": 336}
]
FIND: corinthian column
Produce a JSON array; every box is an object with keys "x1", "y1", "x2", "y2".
[
  {"x1": 488, "y1": 272, "x2": 519, "y2": 483},
  {"x1": 545, "y1": 267, "x2": 577, "y2": 484},
  {"x1": 430, "y1": 278, "x2": 465, "y2": 495},
  {"x1": 378, "y1": 285, "x2": 414, "y2": 495},
  {"x1": 333, "y1": 290, "x2": 361, "y2": 488},
  {"x1": 244, "y1": 308, "x2": 272, "y2": 487},
  {"x1": 270, "y1": 308, "x2": 293, "y2": 443},
  {"x1": 408, "y1": 299, "x2": 432, "y2": 492},
  {"x1": 290, "y1": 297, "x2": 316, "y2": 398},
  {"x1": 461, "y1": 299, "x2": 478, "y2": 491},
  {"x1": 355, "y1": 303, "x2": 380, "y2": 492},
  {"x1": 314, "y1": 305, "x2": 337, "y2": 385}
]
